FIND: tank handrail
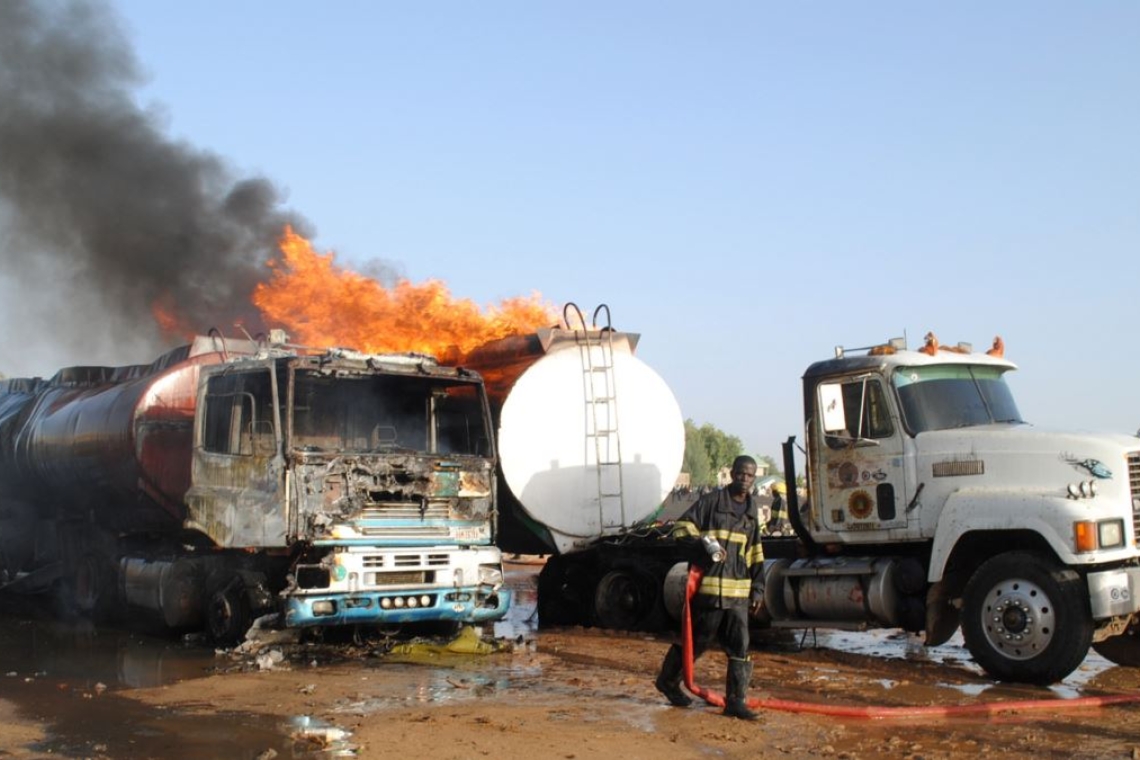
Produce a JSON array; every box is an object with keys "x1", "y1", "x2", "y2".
[
  {"x1": 591, "y1": 304, "x2": 612, "y2": 332},
  {"x1": 206, "y1": 327, "x2": 229, "y2": 362},
  {"x1": 562, "y1": 302, "x2": 586, "y2": 332}
]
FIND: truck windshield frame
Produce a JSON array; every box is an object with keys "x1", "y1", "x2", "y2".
[
  {"x1": 892, "y1": 364, "x2": 1022, "y2": 434},
  {"x1": 290, "y1": 370, "x2": 492, "y2": 456}
]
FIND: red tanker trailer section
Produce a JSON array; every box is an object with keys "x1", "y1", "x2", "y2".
[
  {"x1": 0, "y1": 340, "x2": 219, "y2": 532},
  {"x1": 0, "y1": 332, "x2": 509, "y2": 643}
]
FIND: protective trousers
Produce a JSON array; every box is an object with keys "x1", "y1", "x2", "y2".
[{"x1": 656, "y1": 602, "x2": 755, "y2": 715}]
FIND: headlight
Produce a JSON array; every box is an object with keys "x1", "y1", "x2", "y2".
[
  {"x1": 478, "y1": 565, "x2": 504, "y2": 586},
  {"x1": 1098, "y1": 519, "x2": 1125, "y2": 550},
  {"x1": 1074, "y1": 519, "x2": 1127, "y2": 552}
]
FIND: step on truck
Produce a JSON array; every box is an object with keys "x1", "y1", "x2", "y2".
[{"x1": 0, "y1": 330, "x2": 509, "y2": 644}]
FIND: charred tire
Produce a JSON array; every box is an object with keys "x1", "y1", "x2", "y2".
[
  {"x1": 68, "y1": 552, "x2": 102, "y2": 614},
  {"x1": 1092, "y1": 625, "x2": 1140, "y2": 667},
  {"x1": 536, "y1": 555, "x2": 596, "y2": 628},
  {"x1": 961, "y1": 551, "x2": 1092, "y2": 684},
  {"x1": 593, "y1": 568, "x2": 659, "y2": 631},
  {"x1": 55, "y1": 552, "x2": 116, "y2": 622},
  {"x1": 206, "y1": 575, "x2": 253, "y2": 647}
]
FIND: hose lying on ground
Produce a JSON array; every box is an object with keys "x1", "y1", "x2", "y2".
[{"x1": 679, "y1": 565, "x2": 1140, "y2": 718}]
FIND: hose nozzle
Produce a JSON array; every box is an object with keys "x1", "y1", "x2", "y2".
[{"x1": 701, "y1": 536, "x2": 726, "y2": 563}]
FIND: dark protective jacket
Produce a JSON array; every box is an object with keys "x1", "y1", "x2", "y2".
[{"x1": 672, "y1": 489, "x2": 765, "y2": 609}]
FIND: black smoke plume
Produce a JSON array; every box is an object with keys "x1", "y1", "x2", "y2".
[{"x1": 0, "y1": 0, "x2": 308, "y2": 375}]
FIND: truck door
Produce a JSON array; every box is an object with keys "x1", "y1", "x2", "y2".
[
  {"x1": 812, "y1": 374, "x2": 909, "y2": 536},
  {"x1": 187, "y1": 366, "x2": 287, "y2": 547}
]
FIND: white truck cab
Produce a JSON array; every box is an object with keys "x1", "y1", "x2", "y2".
[{"x1": 772, "y1": 334, "x2": 1140, "y2": 683}]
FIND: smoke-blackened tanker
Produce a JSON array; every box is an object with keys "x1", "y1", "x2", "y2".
[{"x1": 0, "y1": 331, "x2": 508, "y2": 643}]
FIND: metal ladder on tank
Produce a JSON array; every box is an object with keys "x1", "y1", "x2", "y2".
[{"x1": 566, "y1": 303, "x2": 626, "y2": 530}]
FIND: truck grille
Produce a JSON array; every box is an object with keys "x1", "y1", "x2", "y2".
[
  {"x1": 1130, "y1": 452, "x2": 1140, "y2": 547},
  {"x1": 358, "y1": 503, "x2": 451, "y2": 538},
  {"x1": 361, "y1": 503, "x2": 450, "y2": 520},
  {"x1": 362, "y1": 553, "x2": 452, "y2": 569}
]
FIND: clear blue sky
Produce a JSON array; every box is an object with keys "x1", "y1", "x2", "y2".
[{"x1": 6, "y1": 1, "x2": 1140, "y2": 462}]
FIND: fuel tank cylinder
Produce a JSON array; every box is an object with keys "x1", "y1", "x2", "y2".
[
  {"x1": 0, "y1": 340, "x2": 229, "y2": 528},
  {"x1": 460, "y1": 326, "x2": 685, "y2": 556}
]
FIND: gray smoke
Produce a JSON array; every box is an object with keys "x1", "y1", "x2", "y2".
[{"x1": 0, "y1": 0, "x2": 309, "y2": 376}]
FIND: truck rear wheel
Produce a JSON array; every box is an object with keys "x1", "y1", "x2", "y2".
[
  {"x1": 1092, "y1": 624, "x2": 1140, "y2": 667},
  {"x1": 961, "y1": 551, "x2": 1092, "y2": 684},
  {"x1": 536, "y1": 554, "x2": 595, "y2": 627},
  {"x1": 593, "y1": 568, "x2": 659, "y2": 631}
]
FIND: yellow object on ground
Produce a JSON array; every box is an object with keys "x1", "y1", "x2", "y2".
[{"x1": 388, "y1": 626, "x2": 504, "y2": 658}]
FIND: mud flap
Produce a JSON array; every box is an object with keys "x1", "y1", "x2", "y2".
[{"x1": 924, "y1": 580, "x2": 960, "y2": 647}]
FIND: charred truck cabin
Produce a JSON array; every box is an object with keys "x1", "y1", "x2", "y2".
[{"x1": 0, "y1": 331, "x2": 508, "y2": 644}]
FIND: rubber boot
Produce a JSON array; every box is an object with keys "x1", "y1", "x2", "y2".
[
  {"x1": 722, "y1": 657, "x2": 760, "y2": 720},
  {"x1": 654, "y1": 645, "x2": 693, "y2": 707}
]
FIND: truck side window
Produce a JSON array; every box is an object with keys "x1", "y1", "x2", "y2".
[
  {"x1": 845, "y1": 379, "x2": 893, "y2": 439},
  {"x1": 825, "y1": 378, "x2": 894, "y2": 447},
  {"x1": 203, "y1": 371, "x2": 275, "y2": 456}
]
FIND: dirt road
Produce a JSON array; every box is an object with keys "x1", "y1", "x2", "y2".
[{"x1": 2, "y1": 561, "x2": 1140, "y2": 759}]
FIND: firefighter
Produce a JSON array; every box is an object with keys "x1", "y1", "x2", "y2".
[
  {"x1": 654, "y1": 455, "x2": 765, "y2": 720},
  {"x1": 766, "y1": 481, "x2": 789, "y2": 535}
]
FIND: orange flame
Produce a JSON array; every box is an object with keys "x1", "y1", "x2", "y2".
[
  {"x1": 251, "y1": 227, "x2": 558, "y2": 358},
  {"x1": 152, "y1": 293, "x2": 196, "y2": 339}
]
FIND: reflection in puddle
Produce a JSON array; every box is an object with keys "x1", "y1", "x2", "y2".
[
  {"x1": 0, "y1": 617, "x2": 218, "y2": 691},
  {"x1": 796, "y1": 628, "x2": 1118, "y2": 699},
  {"x1": 288, "y1": 715, "x2": 358, "y2": 757}
]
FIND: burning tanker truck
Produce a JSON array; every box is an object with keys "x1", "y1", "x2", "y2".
[
  {"x1": 468, "y1": 312, "x2": 1140, "y2": 685},
  {"x1": 0, "y1": 330, "x2": 508, "y2": 644}
]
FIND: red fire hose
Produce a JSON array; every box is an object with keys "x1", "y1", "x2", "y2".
[{"x1": 679, "y1": 565, "x2": 1140, "y2": 718}]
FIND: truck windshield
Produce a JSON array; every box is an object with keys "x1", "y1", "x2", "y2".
[
  {"x1": 291, "y1": 371, "x2": 491, "y2": 456},
  {"x1": 892, "y1": 365, "x2": 1022, "y2": 434}
]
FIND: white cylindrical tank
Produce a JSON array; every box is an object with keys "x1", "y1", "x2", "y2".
[{"x1": 485, "y1": 329, "x2": 684, "y2": 555}]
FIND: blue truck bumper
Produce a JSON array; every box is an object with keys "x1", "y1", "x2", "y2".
[{"x1": 283, "y1": 587, "x2": 512, "y2": 628}]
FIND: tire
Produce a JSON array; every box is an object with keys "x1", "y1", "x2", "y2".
[
  {"x1": 536, "y1": 555, "x2": 595, "y2": 628},
  {"x1": 1093, "y1": 625, "x2": 1140, "y2": 667},
  {"x1": 55, "y1": 551, "x2": 116, "y2": 622},
  {"x1": 961, "y1": 551, "x2": 1092, "y2": 684},
  {"x1": 593, "y1": 569, "x2": 659, "y2": 631},
  {"x1": 70, "y1": 553, "x2": 104, "y2": 615},
  {"x1": 206, "y1": 574, "x2": 253, "y2": 647}
]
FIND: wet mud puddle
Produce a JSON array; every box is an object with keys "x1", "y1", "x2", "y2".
[{"x1": 0, "y1": 564, "x2": 543, "y2": 758}]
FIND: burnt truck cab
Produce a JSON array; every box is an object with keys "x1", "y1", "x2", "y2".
[
  {"x1": 774, "y1": 336, "x2": 1140, "y2": 683},
  {"x1": 182, "y1": 337, "x2": 508, "y2": 638}
]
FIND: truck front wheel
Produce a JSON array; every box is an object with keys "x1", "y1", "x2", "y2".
[
  {"x1": 962, "y1": 552, "x2": 1092, "y2": 685},
  {"x1": 206, "y1": 574, "x2": 253, "y2": 647}
]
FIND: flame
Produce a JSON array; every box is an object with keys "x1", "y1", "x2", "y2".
[
  {"x1": 152, "y1": 293, "x2": 196, "y2": 339},
  {"x1": 251, "y1": 227, "x2": 558, "y2": 357}
]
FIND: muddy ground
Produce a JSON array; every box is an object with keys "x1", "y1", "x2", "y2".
[{"x1": 2, "y1": 559, "x2": 1140, "y2": 760}]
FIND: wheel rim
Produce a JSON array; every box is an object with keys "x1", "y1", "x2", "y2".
[
  {"x1": 595, "y1": 571, "x2": 651, "y2": 629},
  {"x1": 209, "y1": 593, "x2": 234, "y2": 639},
  {"x1": 979, "y1": 576, "x2": 1055, "y2": 660}
]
